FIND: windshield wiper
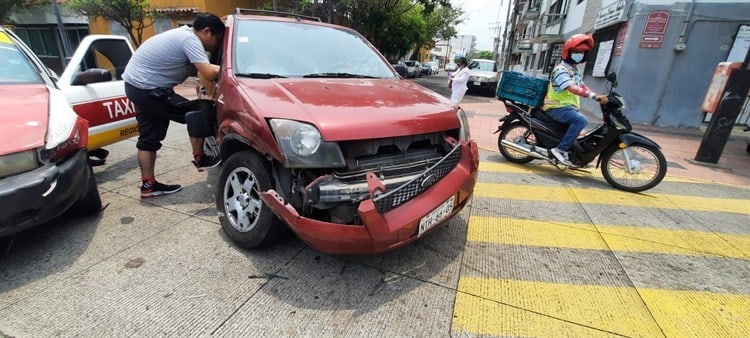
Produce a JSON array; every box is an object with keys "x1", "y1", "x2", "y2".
[
  {"x1": 236, "y1": 73, "x2": 287, "y2": 79},
  {"x1": 302, "y1": 72, "x2": 377, "y2": 79}
]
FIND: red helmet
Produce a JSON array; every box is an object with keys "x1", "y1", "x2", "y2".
[{"x1": 562, "y1": 34, "x2": 595, "y2": 59}]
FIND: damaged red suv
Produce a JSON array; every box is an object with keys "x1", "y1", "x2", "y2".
[{"x1": 211, "y1": 10, "x2": 478, "y2": 254}]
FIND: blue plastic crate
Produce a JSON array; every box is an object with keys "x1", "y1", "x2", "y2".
[{"x1": 496, "y1": 71, "x2": 549, "y2": 107}]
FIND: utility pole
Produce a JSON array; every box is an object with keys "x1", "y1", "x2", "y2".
[
  {"x1": 51, "y1": 0, "x2": 72, "y2": 67},
  {"x1": 491, "y1": 21, "x2": 502, "y2": 61},
  {"x1": 500, "y1": 0, "x2": 515, "y2": 71},
  {"x1": 491, "y1": 0, "x2": 504, "y2": 65}
]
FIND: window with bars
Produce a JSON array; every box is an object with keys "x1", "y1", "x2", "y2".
[
  {"x1": 546, "y1": 0, "x2": 564, "y2": 25},
  {"x1": 13, "y1": 28, "x2": 58, "y2": 57}
]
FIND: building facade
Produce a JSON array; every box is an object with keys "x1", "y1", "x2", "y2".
[
  {"x1": 505, "y1": 0, "x2": 750, "y2": 128},
  {"x1": 7, "y1": 2, "x2": 89, "y2": 74},
  {"x1": 430, "y1": 34, "x2": 476, "y2": 66},
  {"x1": 87, "y1": 0, "x2": 268, "y2": 44}
]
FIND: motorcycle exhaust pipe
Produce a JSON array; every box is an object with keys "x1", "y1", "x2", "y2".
[{"x1": 500, "y1": 140, "x2": 549, "y2": 160}]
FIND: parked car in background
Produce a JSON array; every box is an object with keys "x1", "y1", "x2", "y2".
[
  {"x1": 466, "y1": 58, "x2": 499, "y2": 92},
  {"x1": 389, "y1": 59, "x2": 407, "y2": 77},
  {"x1": 403, "y1": 60, "x2": 419, "y2": 78},
  {"x1": 420, "y1": 61, "x2": 431, "y2": 76},
  {"x1": 445, "y1": 62, "x2": 458, "y2": 72},
  {"x1": 427, "y1": 61, "x2": 439, "y2": 74},
  {"x1": 209, "y1": 9, "x2": 479, "y2": 255},
  {"x1": 0, "y1": 27, "x2": 124, "y2": 237}
]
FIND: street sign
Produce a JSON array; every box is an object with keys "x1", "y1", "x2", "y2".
[{"x1": 639, "y1": 11, "x2": 670, "y2": 49}]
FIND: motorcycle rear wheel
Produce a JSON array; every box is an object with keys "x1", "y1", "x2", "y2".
[
  {"x1": 601, "y1": 143, "x2": 667, "y2": 192},
  {"x1": 498, "y1": 122, "x2": 536, "y2": 164}
]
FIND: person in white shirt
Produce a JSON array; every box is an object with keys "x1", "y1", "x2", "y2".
[{"x1": 448, "y1": 57, "x2": 469, "y2": 106}]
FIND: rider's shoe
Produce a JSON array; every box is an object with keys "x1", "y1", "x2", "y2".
[{"x1": 550, "y1": 147, "x2": 574, "y2": 166}]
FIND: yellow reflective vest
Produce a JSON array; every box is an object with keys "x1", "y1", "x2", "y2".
[{"x1": 543, "y1": 64, "x2": 580, "y2": 110}]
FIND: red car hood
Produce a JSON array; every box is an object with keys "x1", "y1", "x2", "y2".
[
  {"x1": 0, "y1": 84, "x2": 49, "y2": 155},
  {"x1": 237, "y1": 78, "x2": 459, "y2": 140}
]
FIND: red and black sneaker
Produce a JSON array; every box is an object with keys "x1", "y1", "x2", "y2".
[
  {"x1": 140, "y1": 180, "x2": 182, "y2": 198},
  {"x1": 192, "y1": 154, "x2": 221, "y2": 172}
]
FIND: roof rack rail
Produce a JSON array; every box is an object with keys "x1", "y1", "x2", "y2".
[{"x1": 234, "y1": 8, "x2": 321, "y2": 22}]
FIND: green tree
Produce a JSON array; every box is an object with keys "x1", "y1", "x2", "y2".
[
  {"x1": 256, "y1": 0, "x2": 462, "y2": 60},
  {"x1": 67, "y1": 0, "x2": 157, "y2": 47},
  {"x1": 471, "y1": 50, "x2": 494, "y2": 59},
  {"x1": 412, "y1": 4, "x2": 462, "y2": 59},
  {"x1": 0, "y1": 0, "x2": 47, "y2": 25}
]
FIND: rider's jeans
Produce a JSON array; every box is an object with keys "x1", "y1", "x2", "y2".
[{"x1": 546, "y1": 106, "x2": 588, "y2": 151}]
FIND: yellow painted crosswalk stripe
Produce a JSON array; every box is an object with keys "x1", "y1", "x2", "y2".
[
  {"x1": 453, "y1": 277, "x2": 750, "y2": 338},
  {"x1": 468, "y1": 216, "x2": 750, "y2": 259},
  {"x1": 480, "y1": 161, "x2": 714, "y2": 184},
  {"x1": 474, "y1": 182, "x2": 750, "y2": 215}
]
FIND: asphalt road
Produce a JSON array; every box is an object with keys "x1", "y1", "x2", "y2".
[
  {"x1": 410, "y1": 71, "x2": 498, "y2": 104},
  {"x1": 1, "y1": 78, "x2": 748, "y2": 337}
]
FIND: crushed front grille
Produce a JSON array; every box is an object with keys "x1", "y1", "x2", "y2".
[{"x1": 372, "y1": 144, "x2": 461, "y2": 213}]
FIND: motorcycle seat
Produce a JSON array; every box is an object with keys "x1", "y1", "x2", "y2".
[{"x1": 532, "y1": 109, "x2": 569, "y2": 135}]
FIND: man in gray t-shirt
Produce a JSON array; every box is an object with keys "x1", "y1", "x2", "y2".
[{"x1": 123, "y1": 12, "x2": 225, "y2": 198}]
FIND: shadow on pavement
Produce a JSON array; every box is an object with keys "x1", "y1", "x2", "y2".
[{"x1": 220, "y1": 210, "x2": 468, "y2": 315}]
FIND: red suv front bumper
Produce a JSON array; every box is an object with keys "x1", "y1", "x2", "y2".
[{"x1": 260, "y1": 140, "x2": 479, "y2": 254}]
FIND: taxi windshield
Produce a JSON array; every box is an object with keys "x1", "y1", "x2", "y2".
[
  {"x1": 0, "y1": 32, "x2": 43, "y2": 85},
  {"x1": 233, "y1": 20, "x2": 395, "y2": 79}
]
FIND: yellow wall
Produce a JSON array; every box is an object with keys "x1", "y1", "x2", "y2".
[{"x1": 83, "y1": 0, "x2": 271, "y2": 46}]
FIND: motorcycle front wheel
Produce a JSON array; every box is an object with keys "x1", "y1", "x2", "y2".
[
  {"x1": 498, "y1": 122, "x2": 536, "y2": 164},
  {"x1": 601, "y1": 143, "x2": 667, "y2": 192}
]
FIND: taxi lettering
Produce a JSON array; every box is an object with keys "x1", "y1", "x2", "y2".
[
  {"x1": 120, "y1": 125, "x2": 139, "y2": 137},
  {"x1": 103, "y1": 98, "x2": 136, "y2": 119}
]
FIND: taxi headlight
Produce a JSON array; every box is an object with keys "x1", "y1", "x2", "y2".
[
  {"x1": 269, "y1": 119, "x2": 346, "y2": 168},
  {"x1": 0, "y1": 150, "x2": 38, "y2": 178}
]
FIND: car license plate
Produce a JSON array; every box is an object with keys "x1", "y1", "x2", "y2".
[
  {"x1": 473, "y1": 81, "x2": 481, "y2": 86},
  {"x1": 418, "y1": 195, "x2": 456, "y2": 237}
]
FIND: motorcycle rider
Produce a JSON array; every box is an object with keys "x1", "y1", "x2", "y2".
[{"x1": 545, "y1": 34, "x2": 608, "y2": 166}]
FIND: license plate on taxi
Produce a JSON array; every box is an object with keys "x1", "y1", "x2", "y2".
[
  {"x1": 473, "y1": 81, "x2": 481, "y2": 86},
  {"x1": 418, "y1": 195, "x2": 456, "y2": 237}
]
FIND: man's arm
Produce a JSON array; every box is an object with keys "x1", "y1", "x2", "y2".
[
  {"x1": 195, "y1": 62, "x2": 220, "y2": 82},
  {"x1": 554, "y1": 68, "x2": 607, "y2": 103}
]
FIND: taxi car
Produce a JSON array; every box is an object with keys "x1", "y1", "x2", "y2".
[
  {"x1": 0, "y1": 27, "x2": 134, "y2": 236},
  {"x1": 211, "y1": 10, "x2": 479, "y2": 254}
]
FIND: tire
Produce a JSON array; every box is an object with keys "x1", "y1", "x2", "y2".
[
  {"x1": 497, "y1": 122, "x2": 536, "y2": 164},
  {"x1": 216, "y1": 150, "x2": 284, "y2": 249},
  {"x1": 68, "y1": 165, "x2": 102, "y2": 216},
  {"x1": 601, "y1": 143, "x2": 667, "y2": 192}
]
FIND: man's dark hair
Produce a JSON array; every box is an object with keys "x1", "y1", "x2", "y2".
[
  {"x1": 193, "y1": 12, "x2": 225, "y2": 37},
  {"x1": 457, "y1": 57, "x2": 468, "y2": 66}
]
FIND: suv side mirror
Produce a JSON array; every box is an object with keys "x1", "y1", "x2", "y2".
[{"x1": 71, "y1": 68, "x2": 112, "y2": 86}]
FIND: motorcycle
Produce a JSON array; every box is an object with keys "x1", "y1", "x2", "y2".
[{"x1": 495, "y1": 72, "x2": 667, "y2": 192}]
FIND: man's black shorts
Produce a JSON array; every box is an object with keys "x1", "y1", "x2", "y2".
[{"x1": 125, "y1": 82, "x2": 188, "y2": 152}]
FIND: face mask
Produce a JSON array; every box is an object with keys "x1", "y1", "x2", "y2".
[{"x1": 571, "y1": 53, "x2": 585, "y2": 63}]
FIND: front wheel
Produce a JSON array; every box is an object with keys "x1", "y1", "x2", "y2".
[
  {"x1": 497, "y1": 122, "x2": 536, "y2": 164},
  {"x1": 68, "y1": 165, "x2": 102, "y2": 216},
  {"x1": 601, "y1": 143, "x2": 667, "y2": 192},
  {"x1": 216, "y1": 150, "x2": 285, "y2": 249}
]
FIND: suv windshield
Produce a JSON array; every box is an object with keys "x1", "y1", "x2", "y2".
[
  {"x1": 0, "y1": 31, "x2": 43, "y2": 85},
  {"x1": 468, "y1": 61, "x2": 497, "y2": 72},
  {"x1": 233, "y1": 20, "x2": 395, "y2": 79}
]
